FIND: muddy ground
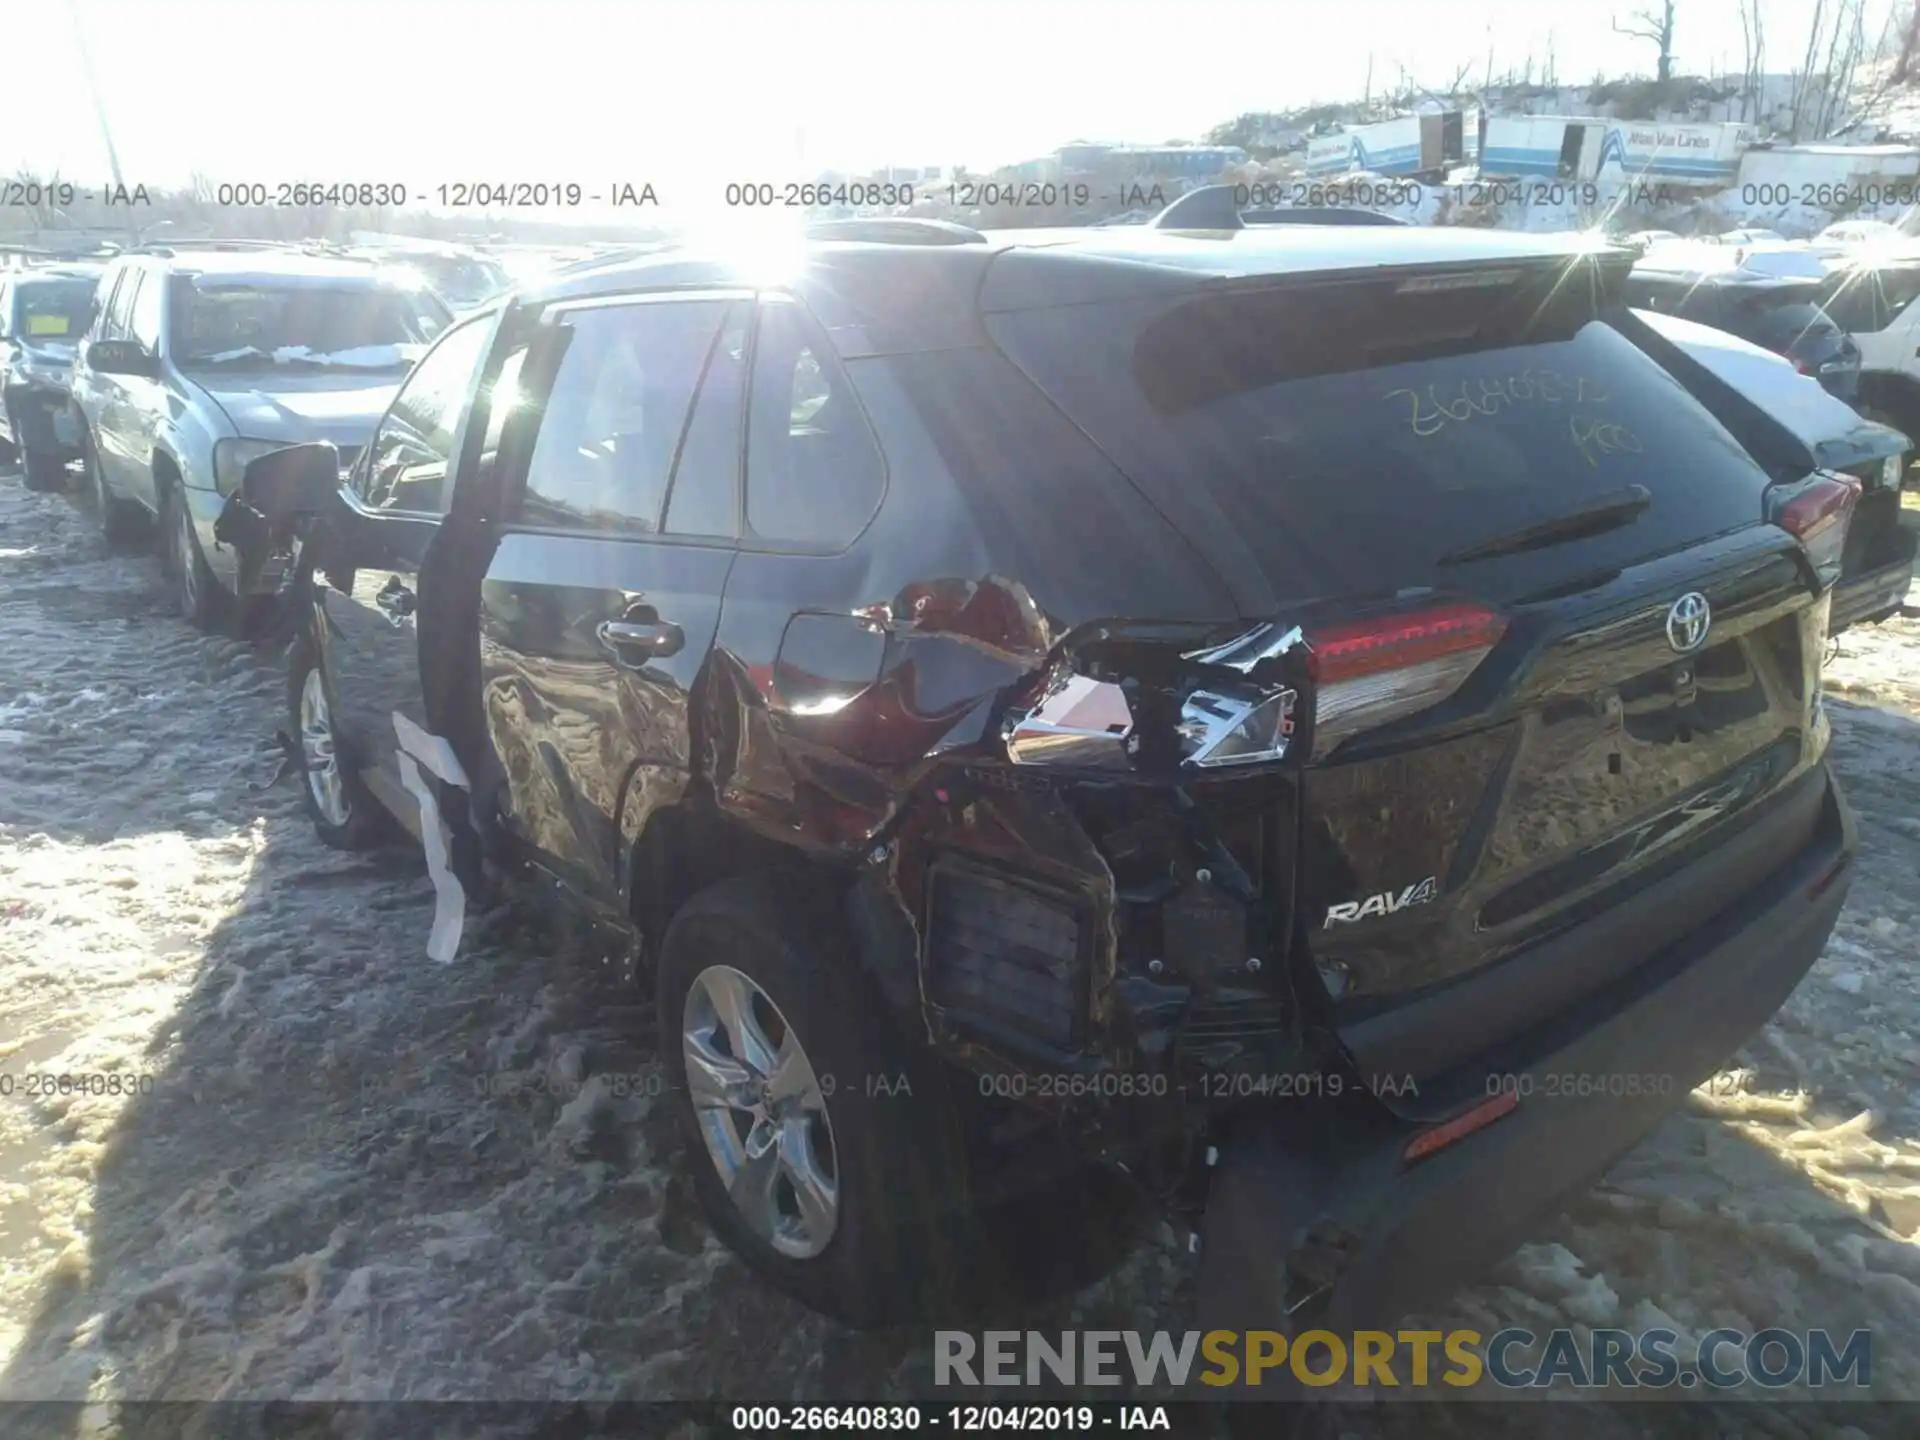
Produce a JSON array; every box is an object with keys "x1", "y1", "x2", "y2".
[{"x1": 1, "y1": 469, "x2": 1918, "y2": 1440}]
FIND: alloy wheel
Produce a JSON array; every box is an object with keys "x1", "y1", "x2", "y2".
[
  {"x1": 173, "y1": 494, "x2": 201, "y2": 617},
  {"x1": 299, "y1": 666, "x2": 351, "y2": 827},
  {"x1": 682, "y1": 964, "x2": 840, "y2": 1259},
  {"x1": 87, "y1": 438, "x2": 109, "y2": 515}
]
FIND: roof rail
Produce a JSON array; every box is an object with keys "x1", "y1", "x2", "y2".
[
  {"x1": 1240, "y1": 206, "x2": 1412, "y2": 228},
  {"x1": 130, "y1": 238, "x2": 312, "y2": 256},
  {"x1": 0, "y1": 240, "x2": 121, "y2": 259},
  {"x1": 804, "y1": 216, "x2": 988, "y2": 245},
  {"x1": 1148, "y1": 183, "x2": 1413, "y2": 230}
]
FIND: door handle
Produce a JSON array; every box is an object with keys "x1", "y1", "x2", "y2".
[{"x1": 597, "y1": 617, "x2": 684, "y2": 664}]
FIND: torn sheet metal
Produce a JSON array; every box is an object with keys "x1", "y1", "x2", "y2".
[{"x1": 394, "y1": 712, "x2": 471, "y2": 964}]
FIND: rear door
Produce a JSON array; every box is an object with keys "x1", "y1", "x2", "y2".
[
  {"x1": 320, "y1": 314, "x2": 495, "y2": 827},
  {"x1": 69, "y1": 263, "x2": 123, "y2": 449},
  {"x1": 476, "y1": 290, "x2": 746, "y2": 910},
  {"x1": 119, "y1": 267, "x2": 168, "y2": 511},
  {"x1": 89, "y1": 264, "x2": 142, "y2": 492}
]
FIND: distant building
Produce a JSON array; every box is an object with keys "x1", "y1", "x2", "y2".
[
  {"x1": 1058, "y1": 143, "x2": 1117, "y2": 173},
  {"x1": 1737, "y1": 143, "x2": 1920, "y2": 192},
  {"x1": 1105, "y1": 145, "x2": 1249, "y2": 178},
  {"x1": 1003, "y1": 155, "x2": 1066, "y2": 183}
]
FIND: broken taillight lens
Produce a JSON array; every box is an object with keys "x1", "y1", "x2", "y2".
[
  {"x1": 1178, "y1": 685, "x2": 1297, "y2": 768},
  {"x1": 1304, "y1": 601, "x2": 1509, "y2": 755},
  {"x1": 1768, "y1": 471, "x2": 1860, "y2": 590}
]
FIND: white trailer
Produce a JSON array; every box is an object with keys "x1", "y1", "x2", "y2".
[
  {"x1": 1304, "y1": 113, "x2": 1464, "y2": 177},
  {"x1": 1480, "y1": 117, "x2": 1753, "y2": 186}
]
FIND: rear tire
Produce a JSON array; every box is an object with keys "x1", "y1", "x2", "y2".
[
  {"x1": 657, "y1": 872, "x2": 977, "y2": 1327},
  {"x1": 20, "y1": 449, "x2": 65, "y2": 493},
  {"x1": 287, "y1": 627, "x2": 387, "y2": 850},
  {"x1": 83, "y1": 426, "x2": 146, "y2": 548},
  {"x1": 161, "y1": 481, "x2": 231, "y2": 632}
]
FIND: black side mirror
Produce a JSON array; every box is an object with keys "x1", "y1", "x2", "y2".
[
  {"x1": 236, "y1": 442, "x2": 342, "y2": 519},
  {"x1": 86, "y1": 339, "x2": 160, "y2": 378}
]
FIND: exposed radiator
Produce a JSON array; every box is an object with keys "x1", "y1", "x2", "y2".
[{"x1": 926, "y1": 861, "x2": 1086, "y2": 1049}]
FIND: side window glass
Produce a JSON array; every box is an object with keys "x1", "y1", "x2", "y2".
[
  {"x1": 0, "y1": 282, "x2": 12, "y2": 339},
  {"x1": 745, "y1": 300, "x2": 885, "y2": 549},
  {"x1": 358, "y1": 318, "x2": 492, "y2": 515},
  {"x1": 129, "y1": 273, "x2": 164, "y2": 352},
  {"x1": 104, "y1": 269, "x2": 141, "y2": 341},
  {"x1": 663, "y1": 304, "x2": 748, "y2": 538},
  {"x1": 465, "y1": 342, "x2": 531, "y2": 507},
  {"x1": 517, "y1": 300, "x2": 727, "y2": 535},
  {"x1": 87, "y1": 270, "x2": 123, "y2": 340}
]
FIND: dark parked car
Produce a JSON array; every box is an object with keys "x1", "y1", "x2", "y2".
[
  {"x1": 67, "y1": 245, "x2": 452, "y2": 629},
  {"x1": 1635, "y1": 306, "x2": 1917, "y2": 634},
  {"x1": 0, "y1": 264, "x2": 102, "y2": 490},
  {"x1": 219, "y1": 214, "x2": 1859, "y2": 1341},
  {"x1": 1623, "y1": 263, "x2": 1861, "y2": 403}
]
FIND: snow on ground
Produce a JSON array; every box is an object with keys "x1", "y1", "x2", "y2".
[{"x1": 0, "y1": 467, "x2": 1917, "y2": 1439}]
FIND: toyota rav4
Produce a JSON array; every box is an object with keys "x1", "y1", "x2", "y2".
[{"x1": 216, "y1": 200, "x2": 1861, "y2": 1341}]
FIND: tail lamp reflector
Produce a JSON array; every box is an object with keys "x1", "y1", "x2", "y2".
[{"x1": 1403, "y1": 1087, "x2": 1519, "y2": 1165}]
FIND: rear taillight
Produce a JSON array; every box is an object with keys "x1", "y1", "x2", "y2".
[
  {"x1": 1768, "y1": 471, "x2": 1860, "y2": 589},
  {"x1": 1304, "y1": 601, "x2": 1508, "y2": 755}
]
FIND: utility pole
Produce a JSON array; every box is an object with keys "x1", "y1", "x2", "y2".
[{"x1": 67, "y1": 0, "x2": 132, "y2": 242}]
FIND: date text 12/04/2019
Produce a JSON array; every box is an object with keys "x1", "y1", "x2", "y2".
[{"x1": 727, "y1": 1404, "x2": 1173, "y2": 1431}]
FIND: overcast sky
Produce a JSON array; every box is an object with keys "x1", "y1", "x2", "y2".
[{"x1": 3, "y1": 0, "x2": 1892, "y2": 210}]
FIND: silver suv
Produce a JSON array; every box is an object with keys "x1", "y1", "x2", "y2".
[
  {"x1": 69, "y1": 244, "x2": 452, "y2": 629},
  {"x1": 0, "y1": 264, "x2": 103, "y2": 490}
]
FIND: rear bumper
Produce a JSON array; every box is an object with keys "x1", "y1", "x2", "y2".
[
  {"x1": 1, "y1": 381, "x2": 82, "y2": 461},
  {"x1": 1832, "y1": 527, "x2": 1917, "y2": 632},
  {"x1": 1197, "y1": 761, "x2": 1856, "y2": 1341}
]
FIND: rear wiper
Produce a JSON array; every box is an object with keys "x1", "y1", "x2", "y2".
[{"x1": 1436, "y1": 484, "x2": 1653, "y2": 566}]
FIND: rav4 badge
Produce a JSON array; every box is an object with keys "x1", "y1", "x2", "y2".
[{"x1": 1324, "y1": 876, "x2": 1438, "y2": 927}]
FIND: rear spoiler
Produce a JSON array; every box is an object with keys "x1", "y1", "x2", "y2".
[{"x1": 1149, "y1": 184, "x2": 1412, "y2": 230}]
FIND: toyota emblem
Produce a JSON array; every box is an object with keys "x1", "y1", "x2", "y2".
[{"x1": 1666, "y1": 592, "x2": 1712, "y2": 653}]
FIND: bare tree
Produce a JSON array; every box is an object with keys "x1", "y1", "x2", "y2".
[
  {"x1": 1815, "y1": 0, "x2": 1868, "y2": 136},
  {"x1": 1613, "y1": 0, "x2": 1679, "y2": 82},
  {"x1": 1738, "y1": 0, "x2": 1766, "y2": 123},
  {"x1": 1896, "y1": 1, "x2": 1920, "y2": 82},
  {"x1": 1790, "y1": 0, "x2": 1828, "y2": 138},
  {"x1": 1785, "y1": 0, "x2": 1871, "y2": 139}
]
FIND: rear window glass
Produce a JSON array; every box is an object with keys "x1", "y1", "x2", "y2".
[
  {"x1": 987, "y1": 284, "x2": 1774, "y2": 606},
  {"x1": 1818, "y1": 267, "x2": 1920, "y2": 334},
  {"x1": 12, "y1": 278, "x2": 95, "y2": 339},
  {"x1": 1735, "y1": 299, "x2": 1841, "y2": 350}
]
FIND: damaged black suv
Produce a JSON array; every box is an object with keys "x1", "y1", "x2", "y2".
[{"x1": 217, "y1": 201, "x2": 1861, "y2": 1338}]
